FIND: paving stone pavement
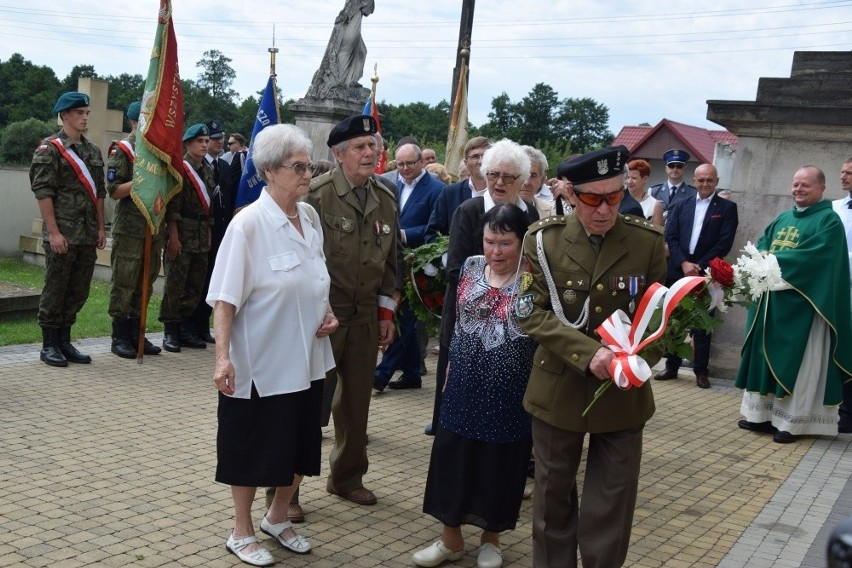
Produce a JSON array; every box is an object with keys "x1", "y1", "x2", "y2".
[{"x1": 0, "y1": 338, "x2": 850, "y2": 567}]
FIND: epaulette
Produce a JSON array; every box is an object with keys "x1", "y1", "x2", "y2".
[
  {"x1": 528, "y1": 215, "x2": 568, "y2": 234},
  {"x1": 308, "y1": 170, "x2": 333, "y2": 193},
  {"x1": 621, "y1": 215, "x2": 663, "y2": 234}
]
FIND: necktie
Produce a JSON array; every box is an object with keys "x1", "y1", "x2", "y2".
[
  {"x1": 212, "y1": 159, "x2": 219, "y2": 181},
  {"x1": 353, "y1": 186, "x2": 367, "y2": 211},
  {"x1": 847, "y1": 200, "x2": 852, "y2": 209},
  {"x1": 669, "y1": 185, "x2": 677, "y2": 200},
  {"x1": 589, "y1": 234, "x2": 603, "y2": 255}
]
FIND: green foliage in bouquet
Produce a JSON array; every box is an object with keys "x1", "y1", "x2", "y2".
[{"x1": 402, "y1": 235, "x2": 450, "y2": 336}]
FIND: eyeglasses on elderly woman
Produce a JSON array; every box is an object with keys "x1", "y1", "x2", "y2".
[{"x1": 571, "y1": 187, "x2": 624, "y2": 207}]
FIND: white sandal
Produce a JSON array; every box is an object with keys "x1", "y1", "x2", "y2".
[
  {"x1": 261, "y1": 515, "x2": 312, "y2": 554},
  {"x1": 226, "y1": 533, "x2": 274, "y2": 567}
]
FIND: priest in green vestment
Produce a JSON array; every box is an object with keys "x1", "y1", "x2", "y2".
[{"x1": 736, "y1": 165, "x2": 852, "y2": 443}]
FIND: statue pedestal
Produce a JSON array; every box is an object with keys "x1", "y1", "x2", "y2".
[{"x1": 291, "y1": 97, "x2": 366, "y2": 163}]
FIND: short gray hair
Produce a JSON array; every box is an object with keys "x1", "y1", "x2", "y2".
[
  {"x1": 480, "y1": 138, "x2": 531, "y2": 183},
  {"x1": 253, "y1": 124, "x2": 313, "y2": 182},
  {"x1": 522, "y1": 145, "x2": 548, "y2": 177}
]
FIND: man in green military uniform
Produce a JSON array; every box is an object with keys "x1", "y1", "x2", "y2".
[
  {"x1": 304, "y1": 114, "x2": 398, "y2": 507},
  {"x1": 158, "y1": 123, "x2": 214, "y2": 352},
  {"x1": 30, "y1": 91, "x2": 107, "y2": 367},
  {"x1": 518, "y1": 146, "x2": 666, "y2": 568},
  {"x1": 106, "y1": 101, "x2": 163, "y2": 358}
]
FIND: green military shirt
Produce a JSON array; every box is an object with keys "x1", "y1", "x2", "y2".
[
  {"x1": 168, "y1": 154, "x2": 214, "y2": 254},
  {"x1": 519, "y1": 214, "x2": 667, "y2": 433},
  {"x1": 30, "y1": 130, "x2": 105, "y2": 246},
  {"x1": 106, "y1": 133, "x2": 157, "y2": 239},
  {"x1": 304, "y1": 167, "x2": 398, "y2": 326}
]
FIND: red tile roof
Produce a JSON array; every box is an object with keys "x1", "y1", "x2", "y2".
[{"x1": 612, "y1": 119, "x2": 737, "y2": 164}]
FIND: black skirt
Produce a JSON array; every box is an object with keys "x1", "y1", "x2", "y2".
[
  {"x1": 423, "y1": 426, "x2": 532, "y2": 532},
  {"x1": 216, "y1": 380, "x2": 323, "y2": 487}
]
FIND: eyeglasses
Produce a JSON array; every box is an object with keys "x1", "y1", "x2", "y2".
[
  {"x1": 228, "y1": 140, "x2": 237, "y2": 145},
  {"x1": 486, "y1": 171, "x2": 520, "y2": 184},
  {"x1": 465, "y1": 152, "x2": 485, "y2": 162},
  {"x1": 280, "y1": 162, "x2": 313, "y2": 176},
  {"x1": 572, "y1": 188, "x2": 624, "y2": 207},
  {"x1": 667, "y1": 163, "x2": 685, "y2": 169},
  {"x1": 397, "y1": 160, "x2": 420, "y2": 169}
]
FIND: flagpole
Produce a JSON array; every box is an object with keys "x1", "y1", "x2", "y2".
[{"x1": 137, "y1": 226, "x2": 153, "y2": 363}]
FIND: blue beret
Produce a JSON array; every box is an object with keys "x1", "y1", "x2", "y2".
[
  {"x1": 663, "y1": 149, "x2": 690, "y2": 164},
  {"x1": 206, "y1": 119, "x2": 224, "y2": 138},
  {"x1": 53, "y1": 92, "x2": 90, "y2": 114},
  {"x1": 557, "y1": 146, "x2": 630, "y2": 185},
  {"x1": 183, "y1": 123, "x2": 210, "y2": 142},
  {"x1": 327, "y1": 115, "x2": 377, "y2": 147},
  {"x1": 126, "y1": 101, "x2": 142, "y2": 121}
]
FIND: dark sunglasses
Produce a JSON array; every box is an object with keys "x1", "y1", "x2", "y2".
[
  {"x1": 667, "y1": 163, "x2": 685, "y2": 169},
  {"x1": 572, "y1": 188, "x2": 624, "y2": 207}
]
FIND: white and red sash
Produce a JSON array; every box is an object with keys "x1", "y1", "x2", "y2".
[
  {"x1": 49, "y1": 138, "x2": 98, "y2": 205},
  {"x1": 117, "y1": 139, "x2": 135, "y2": 162},
  {"x1": 183, "y1": 160, "x2": 210, "y2": 215}
]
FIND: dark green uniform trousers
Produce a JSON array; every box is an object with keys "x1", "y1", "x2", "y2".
[{"x1": 39, "y1": 244, "x2": 97, "y2": 328}]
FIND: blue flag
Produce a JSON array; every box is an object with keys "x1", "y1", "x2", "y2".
[{"x1": 234, "y1": 76, "x2": 282, "y2": 209}]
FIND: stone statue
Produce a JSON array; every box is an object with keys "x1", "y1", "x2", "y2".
[{"x1": 306, "y1": 0, "x2": 375, "y2": 103}]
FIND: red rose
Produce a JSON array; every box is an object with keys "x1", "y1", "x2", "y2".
[{"x1": 708, "y1": 257, "x2": 734, "y2": 287}]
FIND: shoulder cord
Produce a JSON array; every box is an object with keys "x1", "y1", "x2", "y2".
[{"x1": 535, "y1": 230, "x2": 589, "y2": 330}]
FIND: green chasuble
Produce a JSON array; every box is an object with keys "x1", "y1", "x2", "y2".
[{"x1": 735, "y1": 200, "x2": 852, "y2": 404}]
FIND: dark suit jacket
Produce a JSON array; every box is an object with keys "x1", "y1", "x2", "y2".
[
  {"x1": 651, "y1": 182, "x2": 697, "y2": 216},
  {"x1": 425, "y1": 179, "x2": 473, "y2": 243},
  {"x1": 619, "y1": 189, "x2": 644, "y2": 217},
  {"x1": 398, "y1": 173, "x2": 445, "y2": 248},
  {"x1": 665, "y1": 193, "x2": 738, "y2": 281}
]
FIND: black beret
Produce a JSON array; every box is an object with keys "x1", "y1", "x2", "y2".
[
  {"x1": 53, "y1": 92, "x2": 90, "y2": 114},
  {"x1": 557, "y1": 145, "x2": 630, "y2": 184},
  {"x1": 206, "y1": 119, "x2": 224, "y2": 138},
  {"x1": 327, "y1": 115, "x2": 377, "y2": 147}
]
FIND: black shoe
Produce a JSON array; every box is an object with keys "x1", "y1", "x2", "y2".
[
  {"x1": 162, "y1": 322, "x2": 181, "y2": 353},
  {"x1": 420, "y1": 362, "x2": 428, "y2": 375},
  {"x1": 179, "y1": 331, "x2": 207, "y2": 349},
  {"x1": 40, "y1": 327, "x2": 68, "y2": 367},
  {"x1": 654, "y1": 367, "x2": 679, "y2": 381},
  {"x1": 199, "y1": 331, "x2": 216, "y2": 344},
  {"x1": 388, "y1": 377, "x2": 421, "y2": 390},
  {"x1": 839, "y1": 423, "x2": 852, "y2": 434},
  {"x1": 737, "y1": 420, "x2": 778, "y2": 434},
  {"x1": 129, "y1": 318, "x2": 161, "y2": 355},
  {"x1": 142, "y1": 338, "x2": 162, "y2": 355},
  {"x1": 58, "y1": 326, "x2": 91, "y2": 364},
  {"x1": 773, "y1": 430, "x2": 797, "y2": 443},
  {"x1": 373, "y1": 376, "x2": 386, "y2": 393},
  {"x1": 424, "y1": 424, "x2": 435, "y2": 436},
  {"x1": 111, "y1": 319, "x2": 137, "y2": 359}
]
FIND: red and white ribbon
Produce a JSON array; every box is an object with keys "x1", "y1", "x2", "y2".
[
  {"x1": 595, "y1": 276, "x2": 707, "y2": 390},
  {"x1": 183, "y1": 160, "x2": 210, "y2": 215},
  {"x1": 49, "y1": 138, "x2": 98, "y2": 205}
]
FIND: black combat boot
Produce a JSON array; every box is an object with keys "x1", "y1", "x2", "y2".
[
  {"x1": 58, "y1": 326, "x2": 92, "y2": 364},
  {"x1": 162, "y1": 321, "x2": 181, "y2": 353},
  {"x1": 129, "y1": 317, "x2": 161, "y2": 355},
  {"x1": 111, "y1": 319, "x2": 137, "y2": 359},
  {"x1": 180, "y1": 318, "x2": 207, "y2": 349},
  {"x1": 39, "y1": 327, "x2": 67, "y2": 367}
]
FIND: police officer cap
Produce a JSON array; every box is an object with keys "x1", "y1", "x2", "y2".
[
  {"x1": 556, "y1": 145, "x2": 630, "y2": 184},
  {"x1": 53, "y1": 92, "x2": 90, "y2": 114},
  {"x1": 663, "y1": 149, "x2": 690, "y2": 165},
  {"x1": 327, "y1": 115, "x2": 377, "y2": 147},
  {"x1": 183, "y1": 123, "x2": 209, "y2": 142},
  {"x1": 206, "y1": 119, "x2": 224, "y2": 139},
  {"x1": 126, "y1": 101, "x2": 142, "y2": 121}
]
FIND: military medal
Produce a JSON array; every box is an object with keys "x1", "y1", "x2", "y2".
[
  {"x1": 341, "y1": 218, "x2": 353, "y2": 231},
  {"x1": 563, "y1": 289, "x2": 577, "y2": 304},
  {"x1": 628, "y1": 276, "x2": 640, "y2": 313},
  {"x1": 515, "y1": 294, "x2": 534, "y2": 318}
]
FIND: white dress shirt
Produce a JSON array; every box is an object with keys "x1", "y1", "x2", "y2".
[
  {"x1": 399, "y1": 170, "x2": 426, "y2": 210},
  {"x1": 688, "y1": 195, "x2": 712, "y2": 254},
  {"x1": 207, "y1": 190, "x2": 336, "y2": 399}
]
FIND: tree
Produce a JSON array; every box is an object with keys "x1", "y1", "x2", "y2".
[
  {"x1": 0, "y1": 53, "x2": 60, "y2": 127},
  {"x1": 556, "y1": 97, "x2": 613, "y2": 153},
  {"x1": 380, "y1": 100, "x2": 450, "y2": 147},
  {"x1": 60, "y1": 64, "x2": 99, "y2": 93},
  {"x1": 0, "y1": 118, "x2": 56, "y2": 164},
  {"x1": 479, "y1": 93, "x2": 519, "y2": 141},
  {"x1": 105, "y1": 73, "x2": 145, "y2": 129},
  {"x1": 516, "y1": 83, "x2": 559, "y2": 145},
  {"x1": 195, "y1": 50, "x2": 238, "y2": 103}
]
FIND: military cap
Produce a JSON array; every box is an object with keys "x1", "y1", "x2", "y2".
[
  {"x1": 206, "y1": 119, "x2": 224, "y2": 139},
  {"x1": 183, "y1": 123, "x2": 210, "y2": 142},
  {"x1": 557, "y1": 145, "x2": 629, "y2": 184},
  {"x1": 53, "y1": 92, "x2": 90, "y2": 114},
  {"x1": 126, "y1": 101, "x2": 142, "y2": 121},
  {"x1": 663, "y1": 149, "x2": 690, "y2": 165},
  {"x1": 327, "y1": 114, "x2": 377, "y2": 147}
]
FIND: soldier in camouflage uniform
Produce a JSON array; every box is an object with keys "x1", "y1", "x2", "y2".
[
  {"x1": 29, "y1": 91, "x2": 107, "y2": 367},
  {"x1": 158, "y1": 123, "x2": 214, "y2": 352},
  {"x1": 106, "y1": 101, "x2": 163, "y2": 358}
]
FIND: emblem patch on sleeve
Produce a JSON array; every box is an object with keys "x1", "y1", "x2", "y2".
[{"x1": 515, "y1": 294, "x2": 534, "y2": 318}]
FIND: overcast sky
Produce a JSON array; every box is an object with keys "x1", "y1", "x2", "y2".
[{"x1": 1, "y1": 0, "x2": 850, "y2": 135}]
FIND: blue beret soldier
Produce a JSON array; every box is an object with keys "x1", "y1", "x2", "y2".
[
  {"x1": 518, "y1": 146, "x2": 666, "y2": 567},
  {"x1": 158, "y1": 123, "x2": 215, "y2": 352},
  {"x1": 30, "y1": 91, "x2": 107, "y2": 367},
  {"x1": 106, "y1": 100, "x2": 164, "y2": 358}
]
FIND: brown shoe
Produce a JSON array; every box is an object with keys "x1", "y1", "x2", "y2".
[
  {"x1": 696, "y1": 374, "x2": 711, "y2": 389},
  {"x1": 654, "y1": 368, "x2": 678, "y2": 381},
  {"x1": 287, "y1": 503, "x2": 305, "y2": 523},
  {"x1": 328, "y1": 486, "x2": 377, "y2": 505}
]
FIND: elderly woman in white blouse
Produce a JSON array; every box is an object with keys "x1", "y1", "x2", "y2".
[{"x1": 207, "y1": 124, "x2": 338, "y2": 567}]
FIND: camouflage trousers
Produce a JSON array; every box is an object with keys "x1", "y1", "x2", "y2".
[
  {"x1": 39, "y1": 243, "x2": 97, "y2": 328},
  {"x1": 108, "y1": 232, "x2": 164, "y2": 319},
  {"x1": 159, "y1": 250, "x2": 208, "y2": 323}
]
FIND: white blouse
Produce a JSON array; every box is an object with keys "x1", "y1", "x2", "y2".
[{"x1": 207, "y1": 190, "x2": 336, "y2": 399}]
